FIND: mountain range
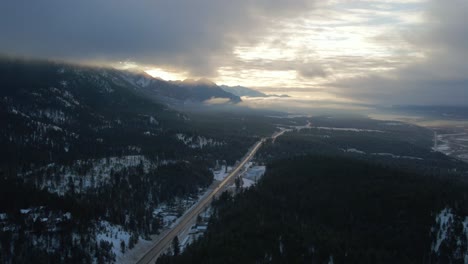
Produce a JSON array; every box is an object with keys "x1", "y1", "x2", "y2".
[{"x1": 118, "y1": 70, "x2": 242, "y2": 104}]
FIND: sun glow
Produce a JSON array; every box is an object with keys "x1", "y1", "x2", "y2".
[{"x1": 145, "y1": 68, "x2": 187, "y2": 81}]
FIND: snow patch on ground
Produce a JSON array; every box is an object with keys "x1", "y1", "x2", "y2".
[
  {"x1": 431, "y1": 208, "x2": 468, "y2": 261},
  {"x1": 8, "y1": 107, "x2": 30, "y2": 118},
  {"x1": 344, "y1": 148, "x2": 366, "y2": 155},
  {"x1": 175, "y1": 133, "x2": 225, "y2": 149},
  {"x1": 153, "y1": 189, "x2": 210, "y2": 229},
  {"x1": 433, "y1": 132, "x2": 468, "y2": 162},
  {"x1": 0, "y1": 213, "x2": 7, "y2": 221},
  {"x1": 32, "y1": 109, "x2": 67, "y2": 124},
  {"x1": 341, "y1": 148, "x2": 423, "y2": 160},
  {"x1": 96, "y1": 221, "x2": 151, "y2": 263},
  {"x1": 371, "y1": 152, "x2": 423, "y2": 160},
  {"x1": 143, "y1": 131, "x2": 157, "y2": 136},
  {"x1": 433, "y1": 208, "x2": 455, "y2": 252},
  {"x1": 49, "y1": 87, "x2": 80, "y2": 107},
  {"x1": 434, "y1": 134, "x2": 452, "y2": 154},
  {"x1": 232, "y1": 163, "x2": 266, "y2": 189},
  {"x1": 136, "y1": 76, "x2": 152, "y2": 87},
  {"x1": 21, "y1": 155, "x2": 157, "y2": 195},
  {"x1": 179, "y1": 208, "x2": 212, "y2": 253},
  {"x1": 242, "y1": 178, "x2": 256, "y2": 188},
  {"x1": 243, "y1": 165, "x2": 266, "y2": 182},
  {"x1": 119, "y1": 72, "x2": 153, "y2": 88},
  {"x1": 315, "y1": 127, "x2": 384, "y2": 133},
  {"x1": 20, "y1": 209, "x2": 32, "y2": 214},
  {"x1": 212, "y1": 165, "x2": 232, "y2": 181},
  {"x1": 149, "y1": 116, "x2": 159, "y2": 125}
]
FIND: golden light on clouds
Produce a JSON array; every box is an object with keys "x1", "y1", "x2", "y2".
[
  {"x1": 145, "y1": 68, "x2": 187, "y2": 81},
  {"x1": 145, "y1": 0, "x2": 428, "y2": 102}
]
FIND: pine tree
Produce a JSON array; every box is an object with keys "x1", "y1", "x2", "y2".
[
  {"x1": 120, "y1": 240, "x2": 126, "y2": 254},
  {"x1": 172, "y1": 236, "x2": 180, "y2": 256}
]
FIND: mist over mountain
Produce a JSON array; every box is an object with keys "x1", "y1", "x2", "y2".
[
  {"x1": 220, "y1": 85, "x2": 291, "y2": 98},
  {"x1": 220, "y1": 85, "x2": 268, "y2": 97},
  {"x1": 112, "y1": 69, "x2": 241, "y2": 105}
]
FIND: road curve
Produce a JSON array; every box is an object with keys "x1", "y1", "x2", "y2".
[{"x1": 136, "y1": 139, "x2": 265, "y2": 264}]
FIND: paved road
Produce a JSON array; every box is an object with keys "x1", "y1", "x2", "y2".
[{"x1": 136, "y1": 139, "x2": 265, "y2": 264}]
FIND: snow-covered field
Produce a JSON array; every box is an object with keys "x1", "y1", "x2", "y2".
[
  {"x1": 433, "y1": 129, "x2": 468, "y2": 162},
  {"x1": 228, "y1": 163, "x2": 266, "y2": 189},
  {"x1": 433, "y1": 133, "x2": 458, "y2": 155},
  {"x1": 243, "y1": 164, "x2": 266, "y2": 182}
]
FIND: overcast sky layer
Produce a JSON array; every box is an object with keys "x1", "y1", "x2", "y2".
[{"x1": 1, "y1": 0, "x2": 466, "y2": 106}]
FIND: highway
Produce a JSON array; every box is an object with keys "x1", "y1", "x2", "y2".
[{"x1": 136, "y1": 138, "x2": 265, "y2": 264}]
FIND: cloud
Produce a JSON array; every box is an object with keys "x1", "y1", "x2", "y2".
[
  {"x1": 203, "y1": 97, "x2": 232, "y2": 105},
  {"x1": 297, "y1": 63, "x2": 329, "y2": 79},
  {"x1": 332, "y1": 0, "x2": 468, "y2": 106},
  {"x1": 239, "y1": 96, "x2": 371, "y2": 114},
  {"x1": 0, "y1": 0, "x2": 317, "y2": 77},
  {"x1": 215, "y1": 0, "x2": 428, "y2": 90}
]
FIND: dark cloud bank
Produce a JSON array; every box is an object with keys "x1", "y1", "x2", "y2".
[{"x1": 0, "y1": 0, "x2": 315, "y2": 76}]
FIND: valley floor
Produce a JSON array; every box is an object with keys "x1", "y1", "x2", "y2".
[{"x1": 432, "y1": 124, "x2": 468, "y2": 163}]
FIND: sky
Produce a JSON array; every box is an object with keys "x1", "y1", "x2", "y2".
[{"x1": 0, "y1": 0, "x2": 466, "y2": 106}]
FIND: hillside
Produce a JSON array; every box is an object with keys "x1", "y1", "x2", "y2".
[{"x1": 0, "y1": 58, "x2": 264, "y2": 263}]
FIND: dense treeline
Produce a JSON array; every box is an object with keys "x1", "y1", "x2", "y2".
[
  {"x1": 77, "y1": 161, "x2": 214, "y2": 235},
  {"x1": 158, "y1": 155, "x2": 468, "y2": 264},
  {"x1": 257, "y1": 126, "x2": 468, "y2": 176},
  {"x1": 308, "y1": 115, "x2": 434, "y2": 148}
]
